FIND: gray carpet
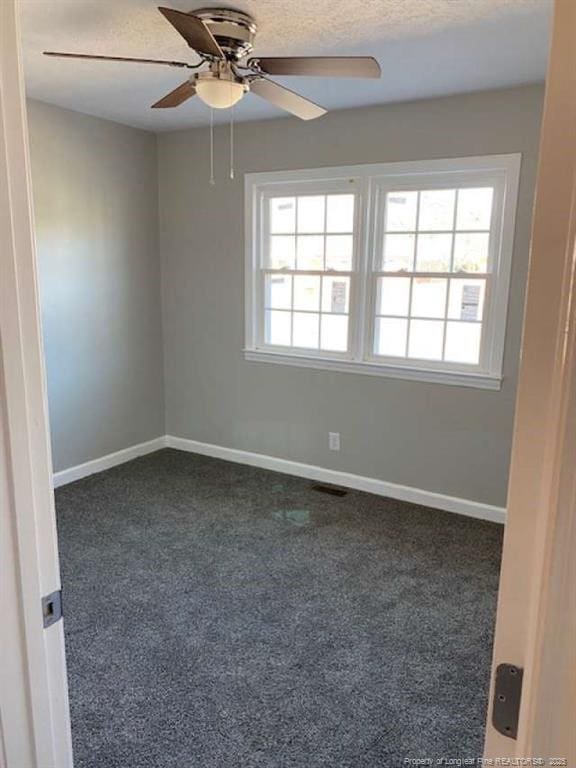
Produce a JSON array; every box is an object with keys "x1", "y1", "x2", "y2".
[{"x1": 55, "y1": 448, "x2": 502, "y2": 767}]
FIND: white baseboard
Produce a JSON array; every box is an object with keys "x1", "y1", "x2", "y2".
[
  {"x1": 52, "y1": 433, "x2": 506, "y2": 524},
  {"x1": 166, "y1": 435, "x2": 506, "y2": 524},
  {"x1": 52, "y1": 436, "x2": 168, "y2": 488}
]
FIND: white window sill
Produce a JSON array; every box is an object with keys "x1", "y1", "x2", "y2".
[{"x1": 244, "y1": 349, "x2": 502, "y2": 390}]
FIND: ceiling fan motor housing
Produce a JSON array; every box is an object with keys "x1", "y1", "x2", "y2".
[{"x1": 193, "y1": 8, "x2": 257, "y2": 60}]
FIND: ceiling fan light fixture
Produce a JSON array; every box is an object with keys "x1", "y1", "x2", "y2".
[{"x1": 196, "y1": 76, "x2": 246, "y2": 109}]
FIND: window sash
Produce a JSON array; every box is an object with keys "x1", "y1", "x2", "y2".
[
  {"x1": 256, "y1": 183, "x2": 362, "y2": 357},
  {"x1": 368, "y1": 268, "x2": 492, "y2": 369},
  {"x1": 366, "y1": 274, "x2": 491, "y2": 370},
  {"x1": 257, "y1": 270, "x2": 356, "y2": 357}
]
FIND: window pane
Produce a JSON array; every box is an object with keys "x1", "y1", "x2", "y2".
[
  {"x1": 265, "y1": 274, "x2": 292, "y2": 309},
  {"x1": 321, "y1": 314, "x2": 348, "y2": 351},
  {"x1": 325, "y1": 235, "x2": 353, "y2": 271},
  {"x1": 408, "y1": 319, "x2": 444, "y2": 360},
  {"x1": 293, "y1": 275, "x2": 320, "y2": 311},
  {"x1": 296, "y1": 235, "x2": 324, "y2": 270},
  {"x1": 375, "y1": 318, "x2": 408, "y2": 357},
  {"x1": 385, "y1": 191, "x2": 417, "y2": 232},
  {"x1": 453, "y1": 233, "x2": 489, "y2": 272},
  {"x1": 448, "y1": 279, "x2": 486, "y2": 321},
  {"x1": 293, "y1": 312, "x2": 319, "y2": 348},
  {"x1": 322, "y1": 276, "x2": 350, "y2": 313},
  {"x1": 456, "y1": 188, "x2": 493, "y2": 230},
  {"x1": 326, "y1": 195, "x2": 354, "y2": 233},
  {"x1": 445, "y1": 322, "x2": 482, "y2": 364},
  {"x1": 416, "y1": 233, "x2": 452, "y2": 272},
  {"x1": 297, "y1": 196, "x2": 325, "y2": 233},
  {"x1": 382, "y1": 234, "x2": 415, "y2": 271},
  {"x1": 269, "y1": 235, "x2": 295, "y2": 269},
  {"x1": 418, "y1": 189, "x2": 455, "y2": 231},
  {"x1": 411, "y1": 278, "x2": 447, "y2": 318},
  {"x1": 270, "y1": 197, "x2": 295, "y2": 234},
  {"x1": 265, "y1": 310, "x2": 291, "y2": 346},
  {"x1": 377, "y1": 276, "x2": 410, "y2": 316}
]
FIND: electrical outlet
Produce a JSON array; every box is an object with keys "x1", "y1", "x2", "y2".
[{"x1": 329, "y1": 432, "x2": 340, "y2": 451}]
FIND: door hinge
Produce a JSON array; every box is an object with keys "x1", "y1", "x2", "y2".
[
  {"x1": 492, "y1": 663, "x2": 523, "y2": 739},
  {"x1": 42, "y1": 589, "x2": 63, "y2": 628}
]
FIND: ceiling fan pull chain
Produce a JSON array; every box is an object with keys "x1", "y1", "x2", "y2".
[
  {"x1": 209, "y1": 108, "x2": 215, "y2": 186},
  {"x1": 229, "y1": 104, "x2": 235, "y2": 180}
]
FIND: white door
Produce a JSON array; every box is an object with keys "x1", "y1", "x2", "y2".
[{"x1": 0, "y1": 0, "x2": 73, "y2": 765}]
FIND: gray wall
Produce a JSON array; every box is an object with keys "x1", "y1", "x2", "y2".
[
  {"x1": 27, "y1": 100, "x2": 164, "y2": 472},
  {"x1": 158, "y1": 85, "x2": 544, "y2": 508}
]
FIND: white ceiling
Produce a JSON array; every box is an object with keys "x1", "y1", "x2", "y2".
[{"x1": 19, "y1": 0, "x2": 552, "y2": 132}]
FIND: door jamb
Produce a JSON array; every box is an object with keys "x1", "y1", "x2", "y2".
[
  {"x1": 484, "y1": 0, "x2": 576, "y2": 759},
  {"x1": 0, "y1": 1, "x2": 73, "y2": 765}
]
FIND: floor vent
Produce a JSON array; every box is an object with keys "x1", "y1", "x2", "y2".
[{"x1": 311, "y1": 484, "x2": 348, "y2": 497}]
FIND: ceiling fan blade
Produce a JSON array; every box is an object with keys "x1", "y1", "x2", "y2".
[
  {"x1": 250, "y1": 78, "x2": 326, "y2": 120},
  {"x1": 43, "y1": 51, "x2": 193, "y2": 69},
  {"x1": 151, "y1": 80, "x2": 196, "y2": 108},
  {"x1": 158, "y1": 7, "x2": 224, "y2": 59},
  {"x1": 248, "y1": 56, "x2": 381, "y2": 79}
]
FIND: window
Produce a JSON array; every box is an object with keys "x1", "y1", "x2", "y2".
[
  {"x1": 245, "y1": 155, "x2": 521, "y2": 389},
  {"x1": 263, "y1": 192, "x2": 355, "y2": 353}
]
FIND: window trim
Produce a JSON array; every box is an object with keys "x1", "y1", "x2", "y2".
[{"x1": 244, "y1": 154, "x2": 521, "y2": 390}]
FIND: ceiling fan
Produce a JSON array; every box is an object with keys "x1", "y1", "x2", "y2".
[{"x1": 44, "y1": 6, "x2": 381, "y2": 120}]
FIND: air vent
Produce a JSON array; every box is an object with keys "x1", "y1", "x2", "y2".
[{"x1": 311, "y1": 484, "x2": 348, "y2": 497}]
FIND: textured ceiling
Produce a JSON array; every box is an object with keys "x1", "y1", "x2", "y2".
[{"x1": 19, "y1": 0, "x2": 552, "y2": 132}]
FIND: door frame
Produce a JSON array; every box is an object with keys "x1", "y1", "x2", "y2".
[
  {"x1": 484, "y1": 0, "x2": 576, "y2": 759},
  {"x1": 0, "y1": 0, "x2": 73, "y2": 765}
]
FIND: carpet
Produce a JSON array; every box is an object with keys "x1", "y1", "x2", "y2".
[{"x1": 55, "y1": 448, "x2": 503, "y2": 767}]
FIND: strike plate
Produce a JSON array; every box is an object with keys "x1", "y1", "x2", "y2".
[{"x1": 42, "y1": 589, "x2": 63, "y2": 628}]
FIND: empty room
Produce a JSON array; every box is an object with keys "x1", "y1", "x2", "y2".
[{"x1": 5, "y1": 0, "x2": 574, "y2": 765}]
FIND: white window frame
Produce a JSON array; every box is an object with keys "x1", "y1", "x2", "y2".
[{"x1": 244, "y1": 154, "x2": 521, "y2": 390}]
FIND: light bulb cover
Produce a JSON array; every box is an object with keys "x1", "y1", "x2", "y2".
[{"x1": 196, "y1": 77, "x2": 246, "y2": 109}]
